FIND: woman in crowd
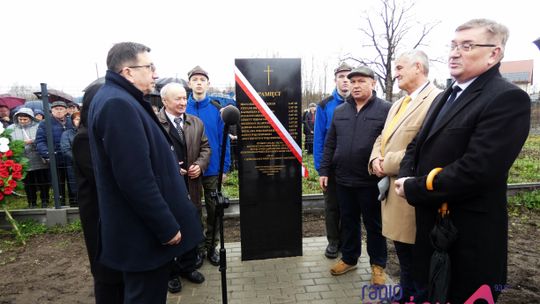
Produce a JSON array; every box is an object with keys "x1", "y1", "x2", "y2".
[{"x1": 7, "y1": 108, "x2": 50, "y2": 208}]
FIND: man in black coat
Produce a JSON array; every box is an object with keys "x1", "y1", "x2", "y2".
[
  {"x1": 396, "y1": 19, "x2": 531, "y2": 303},
  {"x1": 319, "y1": 66, "x2": 390, "y2": 284},
  {"x1": 88, "y1": 42, "x2": 203, "y2": 303}
]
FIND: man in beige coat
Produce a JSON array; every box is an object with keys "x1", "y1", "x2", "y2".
[{"x1": 369, "y1": 50, "x2": 440, "y2": 301}]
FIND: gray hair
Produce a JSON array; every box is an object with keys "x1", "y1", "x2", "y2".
[
  {"x1": 160, "y1": 82, "x2": 186, "y2": 99},
  {"x1": 398, "y1": 50, "x2": 430, "y2": 76},
  {"x1": 456, "y1": 19, "x2": 509, "y2": 51},
  {"x1": 106, "y1": 42, "x2": 151, "y2": 73}
]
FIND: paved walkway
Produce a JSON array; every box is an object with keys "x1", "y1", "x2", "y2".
[{"x1": 167, "y1": 237, "x2": 392, "y2": 304}]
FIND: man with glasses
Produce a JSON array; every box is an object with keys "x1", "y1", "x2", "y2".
[
  {"x1": 157, "y1": 82, "x2": 210, "y2": 293},
  {"x1": 396, "y1": 19, "x2": 531, "y2": 302},
  {"x1": 87, "y1": 42, "x2": 203, "y2": 303}
]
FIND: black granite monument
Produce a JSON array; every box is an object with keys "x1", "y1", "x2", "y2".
[{"x1": 235, "y1": 58, "x2": 302, "y2": 260}]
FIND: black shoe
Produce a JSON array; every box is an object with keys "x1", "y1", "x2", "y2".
[
  {"x1": 207, "y1": 249, "x2": 220, "y2": 266},
  {"x1": 180, "y1": 270, "x2": 205, "y2": 284},
  {"x1": 194, "y1": 251, "x2": 204, "y2": 269},
  {"x1": 168, "y1": 277, "x2": 182, "y2": 293},
  {"x1": 325, "y1": 244, "x2": 339, "y2": 259}
]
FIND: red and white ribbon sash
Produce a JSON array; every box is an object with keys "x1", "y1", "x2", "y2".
[{"x1": 234, "y1": 66, "x2": 308, "y2": 178}]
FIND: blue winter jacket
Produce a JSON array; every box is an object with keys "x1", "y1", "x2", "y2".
[
  {"x1": 60, "y1": 128, "x2": 77, "y2": 162},
  {"x1": 186, "y1": 94, "x2": 231, "y2": 176},
  {"x1": 313, "y1": 89, "x2": 347, "y2": 173},
  {"x1": 35, "y1": 115, "x2": 73, "y2": 166}
]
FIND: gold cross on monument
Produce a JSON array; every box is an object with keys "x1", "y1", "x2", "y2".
[{"x1": 264, "y1": 64, "x2": 273, "y2": 86}]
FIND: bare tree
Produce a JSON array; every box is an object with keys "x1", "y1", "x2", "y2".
[
  {"x1": 343, "y1": 0, "x2": 439, "y2": 101},
  {"x1": 8, "y1": 84, "x2": 38, "y2": 100},
  {"x1": 301, "y1": 55, "x2": 327, "y2": 109}
]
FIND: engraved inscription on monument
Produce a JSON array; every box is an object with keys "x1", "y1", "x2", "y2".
[
  {"x1": 239, "y1": 93, "x2": 299, "y2": 176},
  {"x1": 235, "y1": 58, "x2": 302, "y2": 260}
]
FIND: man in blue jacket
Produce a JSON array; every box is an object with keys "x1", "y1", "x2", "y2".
[
  {"x1": 186, "y1": 65, "x2": 230, "y2": 267},
  {"x1": 313, "y1": 62, "x2": 352, "y2": 259},
  {"x1": 35, "y1": 101, "x2": 74, "y2": 206},
  {"x1": 87, "y1": 42, "x2": 203, "y2": 303}
]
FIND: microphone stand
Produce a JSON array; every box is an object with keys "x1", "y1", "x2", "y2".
[{"x1": 210, "y1": 122, "x2": 231, "y2": 304}]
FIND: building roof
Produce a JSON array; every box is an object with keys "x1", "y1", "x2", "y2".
[{"x1": 499, "y1": 60, "x2": 534, "y2": 84}]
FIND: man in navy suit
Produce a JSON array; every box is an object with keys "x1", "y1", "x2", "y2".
[
  {"x1": 88, "y1": 42, "x2": 203, "y2": 303},
  {"x1": 396, "y1": 19, "x2": 531, "y2": 303}
]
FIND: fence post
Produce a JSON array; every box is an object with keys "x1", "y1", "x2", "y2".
[{"x1": 40, "y1": 83, "x2": 61, "y2": 209}]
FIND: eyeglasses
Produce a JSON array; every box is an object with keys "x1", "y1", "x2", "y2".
[
  {"x1": 120, "y1": 63, "x2": 156, "y2": 73},
  {"x1": 449, "y1": 43, "x2": 497, "y2": 52}
]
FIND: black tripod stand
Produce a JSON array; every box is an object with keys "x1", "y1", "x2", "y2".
[{"x1": 209, "y1": 105, "x2": 239, "y2": 304}]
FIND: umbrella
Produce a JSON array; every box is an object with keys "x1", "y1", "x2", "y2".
[
  {"x1": 155, "y1": 77, "x2": 189, "y2": 92},
  {"x1": 83, "y1": 77, "x2": 105, "y2": 92},
  {"x1": 426, "y1": 168, "x2": 458, "y2": 303},
  {"x1": 24, "y1": 100, "x2": 45, "y2": 112},
  {"x1": 33, "y1": 88, "x2": 74, "y2": 103},
  {"x1": 0, "y1": 96, "x2": 25, "y2": 109}
]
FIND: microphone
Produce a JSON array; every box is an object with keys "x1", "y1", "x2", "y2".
[{"x1": 221, "y1": 105, "x2": 240, "y2": 125}]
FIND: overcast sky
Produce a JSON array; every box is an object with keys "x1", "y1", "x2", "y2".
[{"x1": 1, "y1": 0, "x2": 539, "y2": 97}]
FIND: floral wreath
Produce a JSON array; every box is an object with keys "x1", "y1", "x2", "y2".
[{"x1": 0, "y1": 123, "x2": 28, "y2": 244}]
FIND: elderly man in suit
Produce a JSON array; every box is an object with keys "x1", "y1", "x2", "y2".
[
  {"x1": 370, "y1": 50, "x2": 440, "y2": 301},
  {"x1": 395, "y1": 19, "x2": 531, "y2": 303},
  {"x1": 157, "y1": 82, "x2": 210, "y2": 293},
  {"x1": 88, "y1": 42, "x2": 203, "y2": 303}
]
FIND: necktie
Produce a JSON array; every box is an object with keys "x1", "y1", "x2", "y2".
[
  {"x1": 433, "y1": 86, "x2": 462, "y2": 129},
  {"x1": 173, "y1": 117, "x2": 185, "y2": 143},
  {"x1": 381, "y1": 95, "x2": 411, "y2": 155}
]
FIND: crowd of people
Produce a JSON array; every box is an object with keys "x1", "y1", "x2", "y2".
[
  {"x1": 6, "y1": 17, "x2": 532, "y2": 304},
  {"x1": 6, "y1": 100, "x2": 80, "y2": 208}
]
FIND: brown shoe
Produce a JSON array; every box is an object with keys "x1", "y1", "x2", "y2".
[
  {"x1": 370, "y1": 264, "x2": 386, "y2": 285},
  {"x1": 330, "y1": 260, "x2": 357, "y2": 276}
]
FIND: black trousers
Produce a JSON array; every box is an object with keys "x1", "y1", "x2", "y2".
[
  {"x1": 336, "y1": 184, "x2": 387, "y2": 267},
  {"x1": 23, "y1": 169, "x2": 50, "y2": 207},
  {"x1": 323, "y1": 175, "x2": 340, "y2": 247},
  {"x1": 123, "y1": 261, "x2": 171, "y2": 304},
  {"x1": 94, "y1": 279, "x2": 124, "y2": 304},
  {"x1": 170, "y1": 246, "x2": 198, "y2": 277}
]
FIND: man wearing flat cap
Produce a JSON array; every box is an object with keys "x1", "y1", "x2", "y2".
[
  {"x1": 314, "y1": 62, "x2": 352, "y2": 259},
  {"x1": 35, "y1": 101, "x2": 74, "y2": 206},
  {"x1": 185, "y1": 65, "x2": 231, "y2": 268},
  {"x1": 319, "y1": 66, "x2": 390, "y2": 284}
]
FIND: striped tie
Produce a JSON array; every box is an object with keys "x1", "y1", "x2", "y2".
[{"x1": 174, "y1": 117, "x2": 185, "y2": 144}]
